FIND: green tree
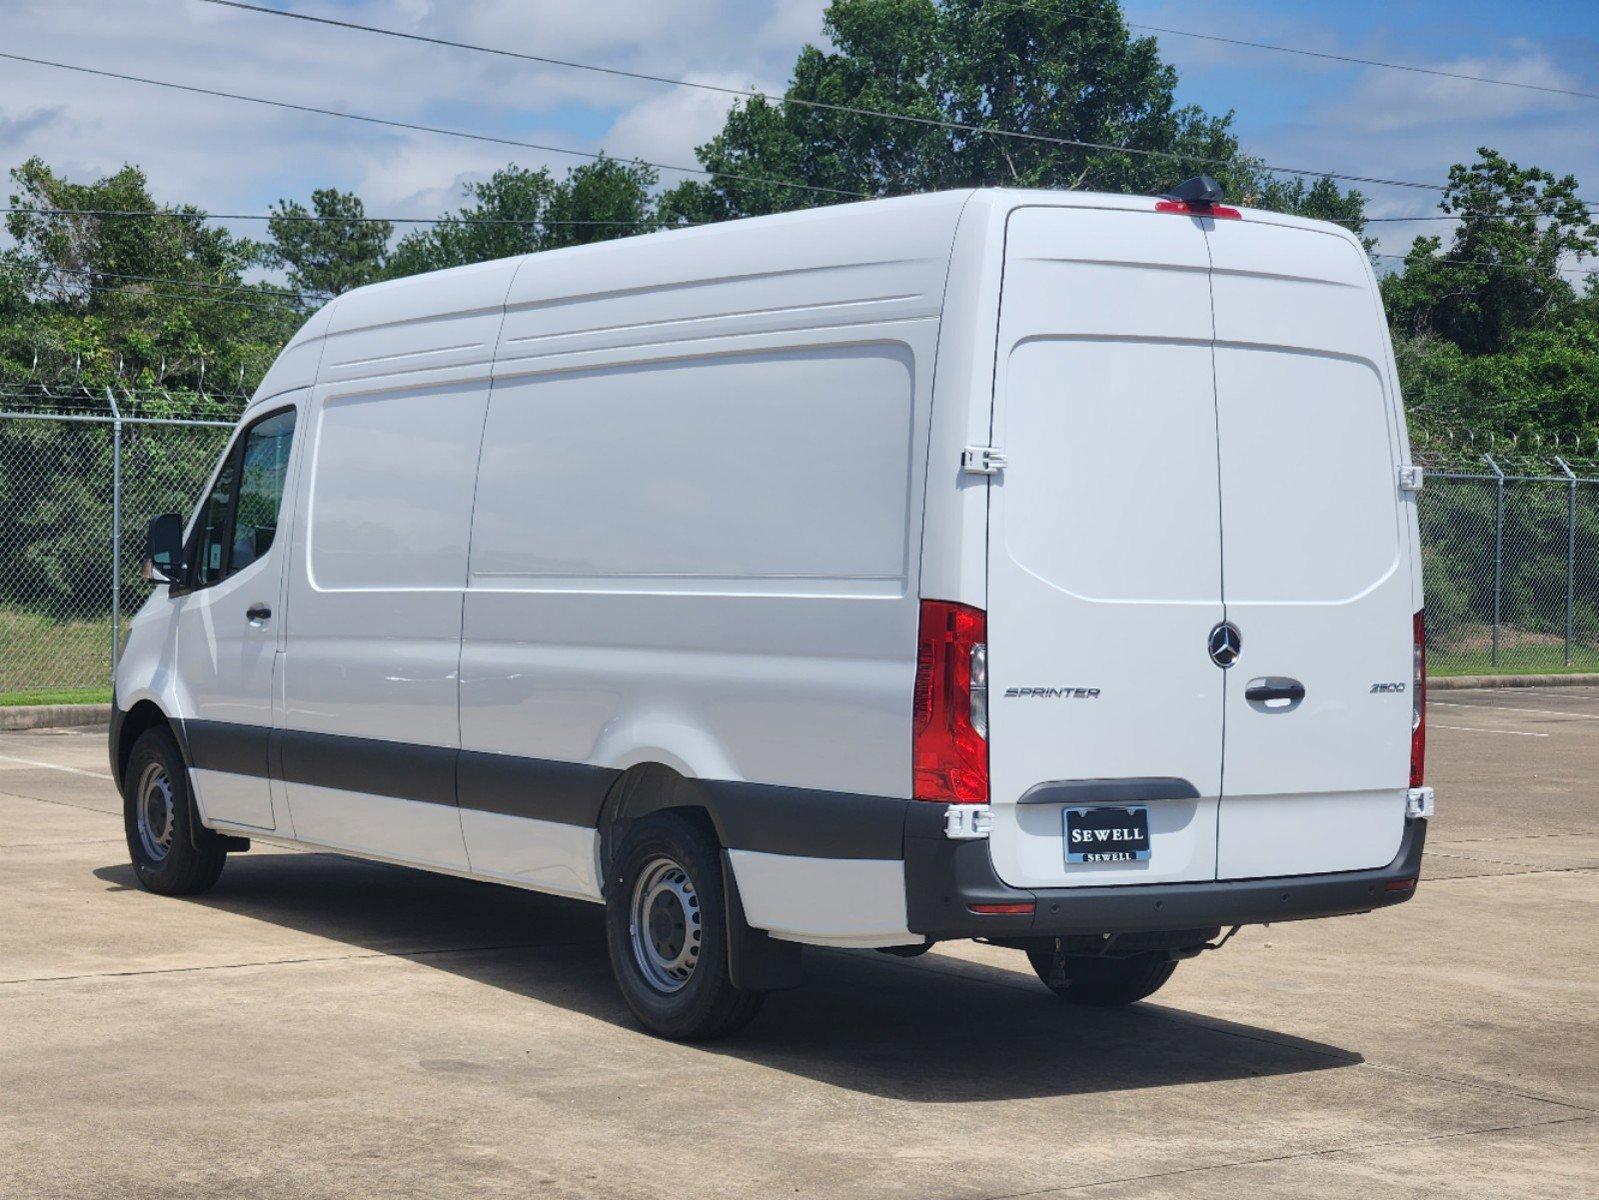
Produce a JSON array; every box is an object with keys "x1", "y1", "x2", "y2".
[
  {"x1": 267, "y1": 188, "x2": 391, "y2": 296},
  {"x1": 384, "y1": 157, "x2": 659, "y2": 277},
  {"x1": 1, "y1": 158, "x2": 297, "y2": 626},
  {"x1": 1383, "y1": 149, "x2": 1597, "y2": 357},
  {"x1": 659, "y1": 0, "x2": 1362, "y2": 227},
  {"x1": 2, "y1": 156, "x2": 300, "y2": 401}
]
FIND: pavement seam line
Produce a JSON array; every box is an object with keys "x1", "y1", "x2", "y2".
[
  {"x1": 1425, "y1": 864, "x2": 1596, "y2": 882},
  {"x1": 1357, "y1": 1060, "x2": 1597, "y2": 1117},
  {"x1": 0, "y1": 753, "x2": 114, "y2": 780},
  {"x1": 900, "y1": 944, "x2": 1595, "y2": 1116},
  {"x1": 0, "y1": 939, "x2": 597, "y2": 987},
  {"x1": 1439, "y1": 830, "x2": 1599, "y2": 844},
  {"x1": 971, "y1": 1113, "x2": 1597, "y2": 1199},
  {"x1": 1430, "y1": 701, "x2": 1599, "y2": 721},
  {"x1": 1426, "y1": 848, "x2": 1597, "y2": 869}
]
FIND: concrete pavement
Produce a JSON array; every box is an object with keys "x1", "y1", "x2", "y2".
[{"x1": 1, "y1": 691, "x2": 1594, "y2": 1198}]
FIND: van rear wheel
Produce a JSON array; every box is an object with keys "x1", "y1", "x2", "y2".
[
  {"x1": 122, "y1": 726, "x2": 227, "y2": 896},
  {"x1": 605, "y1": 812, "x2": 764, "y2": 1040},
  {"x1": 1026, "y1": 944, "x2": 1177, "y2": 1007}
]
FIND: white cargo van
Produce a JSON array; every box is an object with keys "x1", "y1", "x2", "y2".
[{"x1": 112, "y1": 182, "x2": 1433, "y2": 1039}]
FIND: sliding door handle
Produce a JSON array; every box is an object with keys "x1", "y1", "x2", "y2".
[{"x1": 246, "y1": 603, "x2": 272, "y2": 623}]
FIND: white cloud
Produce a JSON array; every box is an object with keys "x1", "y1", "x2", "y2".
[{"x1": 0, "y1": 0, "x2": 826, "y2": 218}]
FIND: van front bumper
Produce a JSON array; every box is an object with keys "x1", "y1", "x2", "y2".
[{"x1": 902, "y1": 809, "x2": 1427, "y2": 941}]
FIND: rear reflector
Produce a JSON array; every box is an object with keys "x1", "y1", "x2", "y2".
[
  {"x1": 914, "y1": 600, "x2": 989, "y2": 803},
  {"x1": 1385, "y1": 878, "x2": 1417, "y2": 893},
  {"x1": 1154, "y1": 199, "x2": 1242, "y2": 220},
  {"x1": 969, "y1": 902, "x2": 1035, "y2": 916},
  {"x1": 1411, "y1": 610, "x2": 1427, "y2": 789}
]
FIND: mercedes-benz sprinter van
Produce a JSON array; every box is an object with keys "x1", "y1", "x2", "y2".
[{"x1": 112, "y1": 184, "x2": 1432, "y2": 1039}]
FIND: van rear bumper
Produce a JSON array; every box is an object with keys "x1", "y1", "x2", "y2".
[{"x1": 903, "y1": 811, "x2": 1427, "y2": 941}]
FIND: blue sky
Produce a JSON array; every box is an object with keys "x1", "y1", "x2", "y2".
[{"x1": 2, "y1": 0, "x2": 1596, "y2": 265}]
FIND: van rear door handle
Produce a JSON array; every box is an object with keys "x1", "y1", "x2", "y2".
[
  {"x1": 1245, "y1": 677, "x2": 1305, "y2": 704},
  {"x1": 246, "y1": 603, "x2": 272, "y2": 622}
]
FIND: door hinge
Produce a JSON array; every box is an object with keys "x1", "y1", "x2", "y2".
[
  {"x1": 961, "y1": 446, "x2": 1008, "y2": 476},
  {"x1": 1398, "y1": 465, "x2": 1425, "y2": 494},
  {"x1": 945, "y1": 804, "x2": 993, "y2": 840},
  {"x1": 1407, "y1": 786, "x2": 1435, "y2": 819}
]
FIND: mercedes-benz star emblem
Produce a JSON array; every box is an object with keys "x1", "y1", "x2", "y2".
[{"x1": 1208, "y1": 621, "x2": 1242, "y2": 668}]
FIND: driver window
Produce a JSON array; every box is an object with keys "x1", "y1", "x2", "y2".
[{"x1": 191, "y1": 407, "x2": 297, "y2": 588}]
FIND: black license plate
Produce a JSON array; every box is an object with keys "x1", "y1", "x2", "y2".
[{"x1": 1065, "y1": 806, "x2": 1151, "y2": 864}]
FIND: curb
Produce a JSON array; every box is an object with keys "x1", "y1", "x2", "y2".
[
  {"x1": 0, "y1": 704, "x2": 113, "y2": 732},
  {"x1": 1430, "y1": 673, "x2": 1599, "y2": 691}
]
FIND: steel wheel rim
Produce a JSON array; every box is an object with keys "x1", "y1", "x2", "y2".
[
  {"x1": 136, "y1": 761, "x2": 176, "y2": 863},
  {"x1": 628, "y1": 855, "x2": 702, "y2": 994}
]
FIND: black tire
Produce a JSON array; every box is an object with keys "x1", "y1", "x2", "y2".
[
  {"x1": 122, "y1": 726, "x2": 227, "y2": 896},
  {"x1": 604, "y1": 812, "x2": 764, "y2": 1040},
  {"x1": 1026, "y1": 944, "x2": 1178, "y2": 1007}
]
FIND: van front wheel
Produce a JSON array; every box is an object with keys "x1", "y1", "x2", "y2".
[
  {"x1": 122, "y1": 726, "x2": 227, "y2": 896},
  {"x1": 1026, "y1": 944, "x2": 1177, "y2": 1007},
  {"x1": 605, "y1": 812, "x2": 764, "y2": 1040}
]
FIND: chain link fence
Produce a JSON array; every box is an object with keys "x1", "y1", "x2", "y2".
[
  {"x1": 3, "y1": 404, "x2": 1599, "y2": 701},
  {"x1": 1, "y1": 403, "x2": 232, "y2": 702},
  {"x1": 1420, "y1": 463, "x2": 1599, "y2": 675}
]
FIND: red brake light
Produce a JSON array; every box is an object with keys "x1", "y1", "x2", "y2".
[
  {"x1": 1411, "y1": 610, "x2": 1426, "y2": 789},
  {"x1": 914, "y1": 599, "x2": 989, "y2": 803},
  {"x1": 1154, "y1": 199, "x2": 1242, "y2": 220}
]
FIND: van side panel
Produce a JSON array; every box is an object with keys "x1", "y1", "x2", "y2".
[
  {"x1": 457, "y1": 197, "x2": 965, "y2": 934},
  {"x1": 277, "y1": 258, "x2": 519, "y2": 870}
]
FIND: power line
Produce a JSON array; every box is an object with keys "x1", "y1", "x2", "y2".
[
  {"x1": 34, "y1": 263, "x2": 326, "y2": 300},
  {"x1": 1370, "y1": 251, "x2": 1597, "y2": 279},
  {"x1": 15, "y1": 282, "x2": 302, "y2": 313},
  {"x1": 14, "y1": 212, "x2": 1596, "y2": 282},
  {"x1": 0, "y1": 50, "x2": 868, "y2": 202},
  {"x1": 13, "y1": 265, "x2": 317, "y2": 309},
  {"x1": 3, "y1": 205, "x2": 675, "y2": 229},
  {"x1": 985, "y1": 0, "x2": 1599, "y2": 102},
  {"x1": 10, "y1": 204, "x2": 1578, "y2": 233},
  {"x1": 189, "y1": 0, "x2": 1473, "y2": 198}
]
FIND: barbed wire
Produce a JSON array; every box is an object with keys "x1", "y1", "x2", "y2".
[
  {"x1": 0, "y1": 348, "x2": 259, "y2": 421},
  {"x1": 1411, "y1": 426, "x2": 1599, "y2": 475}
]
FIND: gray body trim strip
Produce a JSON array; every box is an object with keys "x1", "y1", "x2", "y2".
[{"x1": 180, "y1": 720, "x2": 909, "y2": 860}]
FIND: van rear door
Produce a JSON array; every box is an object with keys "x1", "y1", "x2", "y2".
[
  {"x1": 984, "y1": 206, "x2": 1225, "y2": 890},
  {"x1": 1207, "y1": 219, "x2": 1414, "y2": 878}
]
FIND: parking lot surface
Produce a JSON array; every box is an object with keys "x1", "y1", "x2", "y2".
[{"x1": 1, "y1": 689, "x2": 1595, "y2": 1199}]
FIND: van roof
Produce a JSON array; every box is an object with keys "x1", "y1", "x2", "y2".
[
  {"x1": 254, "y1": 187, "x2": 1364, "y2": 406},
  {"x1": 323, "y1": 186, "x2": 1358, "y2": 321}
]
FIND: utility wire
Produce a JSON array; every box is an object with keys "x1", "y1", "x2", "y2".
[
  {"x1": 35, "y1": 263, "x2": 326, "y2": 300},
  {"x1": 13, "y1": 214, "x2": 1596, "y2": 283},
  {"x1": 14, "y1": 282, "x2": 303, "y2": 313},
  {"x1": 0, "y1": 50, "x2": 868, "y2": 202},
  {"x1": 190, "y1": 0, "x2": 1470, "y2": 197},
  {"x1": 3, "y1": 206, "x2": 677, "y2": 229},
  {"x1": 5, "y1": 205, "x2": 1572, "y2": 230},
  {"x1": 984, "y1": 0, "x2": 1599, "y2": 102}
]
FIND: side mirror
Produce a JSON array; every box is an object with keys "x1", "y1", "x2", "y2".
[{"x1": 143, "y1": 513, "x2": 184, "y2": 586}]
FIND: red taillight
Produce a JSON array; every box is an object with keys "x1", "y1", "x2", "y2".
[
  {"x1": 1154, "y1": 199, "x2": 1242, "y2": 220},
  {"x1": 1411, "y1": 610, "x2": 1426, "y2": 789},
  {"x1": 914, "y1": 599, "x2": 989, "y2": 803}
]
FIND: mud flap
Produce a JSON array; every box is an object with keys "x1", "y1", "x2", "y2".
[{"x1": 722, "y1": 850, "x2": 803, "y2": 991}]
